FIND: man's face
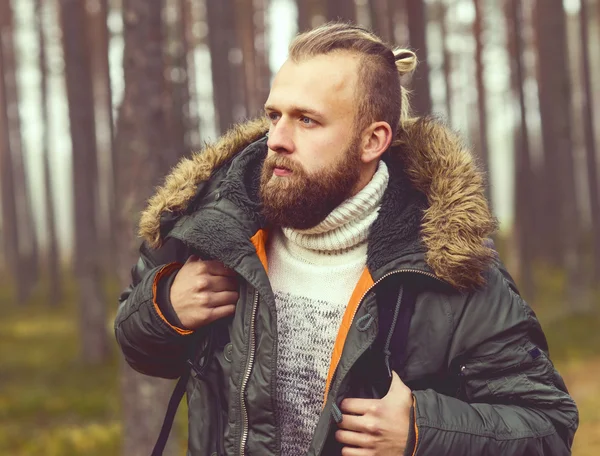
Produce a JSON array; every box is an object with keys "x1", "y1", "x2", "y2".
[{"x1": 260, "y1": 53, "x2": 365, "y2": 229}]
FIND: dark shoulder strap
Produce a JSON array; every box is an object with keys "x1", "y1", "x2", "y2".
[
  {"x1": 151, "y1": 368, "x2": 191, "y2": 456},
  {"x1": 151, "y1": 327, "x2": 215, "y2": 456}
]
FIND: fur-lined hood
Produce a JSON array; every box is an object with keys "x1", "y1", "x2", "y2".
[{"x1": 138, "y1": 117, "x2": 497, "y2": 290}]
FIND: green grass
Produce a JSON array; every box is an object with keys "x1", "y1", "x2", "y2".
[{"x1": 0, "y1": 273, "x2": 598, "y2": 455}]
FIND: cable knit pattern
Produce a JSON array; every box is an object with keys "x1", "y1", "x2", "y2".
[{"x1": 267, "y1": 161, "x2": 389, "y2": 455}]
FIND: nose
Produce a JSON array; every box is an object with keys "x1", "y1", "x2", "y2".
[{"x1": 267, "y1": 118, "x2": 294, "y2": 154}]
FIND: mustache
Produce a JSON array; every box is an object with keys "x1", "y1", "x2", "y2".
[{"x1": 264, "y1": 155, "x2": 304, "y2": 174}]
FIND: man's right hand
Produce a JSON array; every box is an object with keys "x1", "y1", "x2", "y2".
[{"x1": 169, "y1": 255, "x2": 239, "y2": 330}]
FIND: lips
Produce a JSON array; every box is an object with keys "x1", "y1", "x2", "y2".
[{"x1": 273, "y1": 166, "x2": 292, "y2": 177}]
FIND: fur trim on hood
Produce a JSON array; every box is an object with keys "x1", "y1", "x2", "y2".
[{"x1": 138, "y1": 116, "x2": 497, "y2": 289}]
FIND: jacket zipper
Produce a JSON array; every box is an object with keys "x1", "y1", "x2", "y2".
[
  {"x1": 326, "y1": 268, "x2": 441, "y2": 394},
  {"x1": 239, "y1": 289, "x2": 259, "y2": 455},
  {"x1": 316, "y1": 268, "x2": 442, "y2": 455}
]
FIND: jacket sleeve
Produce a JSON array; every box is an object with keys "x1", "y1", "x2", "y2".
[
  {"x1": 409, "y1": 267, "x2": 578, "y2": 456},
  {"x1": 114, "y1": 239, "x2": 197, "y2": 379}
]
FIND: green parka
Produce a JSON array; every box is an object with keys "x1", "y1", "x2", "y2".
[{"x1": 115, "y1": 117, "x2": 578, "y2": 455}]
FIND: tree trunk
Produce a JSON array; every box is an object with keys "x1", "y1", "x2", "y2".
[
  {"x1": 0, "y1": 25, "x2": 20, "y2": 299},
  {"x1": 59, "y1": 0, "x2": 109, "y2": 362},
  {"x1": 35, "y1": 0, "x2": 61, "y2": 306},
  {"x1": 165, "y1": 0, "x2": 191, "y2": 160},
  {"x1": 182, "y1": 0, "x2": 202, "y2": 150},
  {"x1": 233, "y1": 0, "x2": 270, "y2": 119},
  {"x1": 0, "y1": 0, "x2": 38, "y2": 302},
  {"x1": 325, "y1": 0, "x2": 356, "y2": 23},
  {"x1": 580, "y1": 0, "x2": 600, "y2": 283},
  {"x1": 473, "y1": 0, "x2": 491, "y2": 204},
  {"x1": 116, "y1": 0, "x2": 179, "y2": 454},
  {"x1": 406, "y1": 0, "x2": 432, "y2": 116},
  {"x1": 369, "y1": 0, "x2": 395, "y2": 43},
  {"x1": 506, "y1": 0, "x2": 535, "y2": 300},
  {"x1": 206, "y1": 0, "x2": 244, "y2": 134},
  {"x1": 439, "y1": 0, "x2": 452, "y2": 123},
  {"x1": 534, "y1": 0, "x2": 585, "y2": 309}
]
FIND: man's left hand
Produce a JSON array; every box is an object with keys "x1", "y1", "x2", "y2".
[{"x1": 335, "y1": 371, "x2": 413, "y2": 456}]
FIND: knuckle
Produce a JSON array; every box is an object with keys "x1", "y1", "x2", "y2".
[
  {"x1": 365, "y1": 420, "x2": 381, "y2": 435},
  {"x1": 195, "y1": 276, "x2": 209, "y2": 290},
  {"x1": 196, "y1": 293, "x2": 210, "y2": 308}
]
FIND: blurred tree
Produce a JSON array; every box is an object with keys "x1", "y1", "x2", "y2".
[
  {"x1": 430, "y1": 0, "x2": 453, "y2": 123},
  {"x1": 297, "y1": 0, "x2": 322, "y2": 31},
  {"x1": 35, "y1": 0, "x2": 61, "y2": 306},
  {"x1": 234, "y1": 0, "x2": 271, "y2": 119},
  {"x1": 0, "y1": 21, "x2": 20, "y2": 299},
  {"x1": 88, "y1": 0, "x2": 117, "y2": 265},
  {"x1": 406, "y1": 0, "x2": 432, "y2": 115},
  {"x1": 165, "y1": 0, "x2": 192, "y2": 159},
  {"x1": 206, "y1": 0, "x2": 245, "y2": 134},
  {"x1": 181, "y1": 0, "x2": 203, "y2": 151},
  {"x1": 506, "y1": 0, "x2": 535, "y2": 299},
  {"x1": 473, "y1": 0, "x2": 491, "y2": 204},
  {"x1": 115, "y1": 0, "x2": 179, "y2": 454},
  {"x1": 534, "y1": 0, "x2": 586, "y2": 309},
  {"x1": 369, "y1": 0, "x2": 395, "y2": 43},
  {"x1": 325, "y1": 0, "x2": 356, "y2": 22},
  {"x1": 579, "y1": 0, "x2": 600, "y2": 283},
  {"x1": 59, "y1": 0, "x2": 109, "y2": 362},
  {"x1": 0, "y1": 0, "x2": 38, "y2": 302}
]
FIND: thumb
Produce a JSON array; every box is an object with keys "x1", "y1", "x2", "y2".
[
  {"x1": 186, "y1": 254, "x2": 200, "y2": 263},
  {"x1": 384, "y1": 370, "x2": 408, "y2": 398}
]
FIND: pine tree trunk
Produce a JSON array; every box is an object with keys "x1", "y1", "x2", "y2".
[
  {"x1": 181, "y1": 0, "x2": 202, "y2": 150},
  {"x1": 473, "y1": 0, "x2": 491, "y2": 204},
  {"x1": 116, "y1": 0, "x2": 179, "y2": 454},
  {"x1": 406, "y1": 0, "x2": 432, "y2": 116},
  {"x1": 0, "y1": 25, "x2": 20, "y2": 298},
  {"x1": 580, "y1": 0, "x2": 600, "y2": 283},
  {"x1": 35, "y1": 0, "x2": 61, "y2": 306},
  {"x1": 0, "y1": 0, "x2": 37, "y2": 302},
  {"x1": 325, "y1": 0, "x2": 357, "y2": 22},
  {"x1": 206, "y1": 0, "x2": 243, "y2": 134},
  {"x1": 534, "y1": 0, "x2": 585, "y2": 310},
  {"x1": 440, "y1": 1, "x2": 452, "y2": 123},
  {"x1": 369, "y1": 0, "x2": 395, "y2": 43},
  {"x1": 506, "y1": 0, "x2": 535, "y2": 300},
  {"x1": 59, "y1": 0, "x2": 109, "y2": 362}
]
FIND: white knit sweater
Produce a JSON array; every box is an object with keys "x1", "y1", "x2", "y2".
[{"x1": 266, "y1": 161, "x2": 389, "y2": 455}]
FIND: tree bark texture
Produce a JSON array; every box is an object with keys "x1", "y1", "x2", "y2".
[
  {"x1": 115, "y1": 0, "x2": 180, "y2": 454},
  {"x1": 406, "y1": 0, "x2": 432, "y2": 116},
  {"x1": 59, "y1": 0, "x2": 109, "y2": 362}
]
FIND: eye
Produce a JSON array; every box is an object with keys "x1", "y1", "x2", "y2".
[
  {"x1": 300, "y1": 116, "x2": 315, "y2": 125},
  {"x1": 266, "y1": 111, "x2": 280, "y2": 122}
]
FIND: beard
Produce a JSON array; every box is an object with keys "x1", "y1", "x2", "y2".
[{"x1": 259, "y1": 137, "x2": 362, "y2": 229}]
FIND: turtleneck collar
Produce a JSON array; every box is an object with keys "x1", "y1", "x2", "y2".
[{"x1": 280, "y1": 160, "x2": 389, "y2": 260}]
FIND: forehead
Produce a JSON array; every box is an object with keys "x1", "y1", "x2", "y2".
[{"x1": 267, "y1": 53, "x2": 361, "y2": 119}]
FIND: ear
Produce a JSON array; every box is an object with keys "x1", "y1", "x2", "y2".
[{"x1": 360, "y1": 121, "x2": 393, "y2": 164}]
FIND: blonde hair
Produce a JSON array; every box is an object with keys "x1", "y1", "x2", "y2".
[{"x1": 288, "y1": 22, "x2": 417, "y2": 136}]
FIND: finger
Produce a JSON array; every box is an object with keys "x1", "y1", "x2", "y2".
[
  {"x1": 202, "y1": 260, "x2": 238, "y2": 277},
  {"x1": 206, "y1": 275, "x2": 239, "y2": 293},
  {"x1": 206, "y1": 304, "x2": 236, "y2": 323},
  {"x1": 338, "y1": 414, "x2": 369, "y2": 432},
  {"x1": 335, "y1": 430, "x2": 374, "y2": 449},
  {"x1": 201, "y1": 290, "x2": 239, "y2": 308},
  {"x1": 340, "y1": 398, "x2": 377, "y2": 415},
  {"x1": 341, "y1": 447, "x2": 372, "y2": 456}
]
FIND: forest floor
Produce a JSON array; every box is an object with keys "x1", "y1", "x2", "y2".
[{"x1": 0, "y1": 279, "x2": 598, "y2": 455}]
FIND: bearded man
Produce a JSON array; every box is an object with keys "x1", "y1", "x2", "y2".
[{"x1": 115, "y1": 23, "x2": 578, "y2": 456}]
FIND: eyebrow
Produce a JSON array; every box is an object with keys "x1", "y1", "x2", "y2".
[{"x1": 264, "y1": 104, "x2": 325, "y2": 119}]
